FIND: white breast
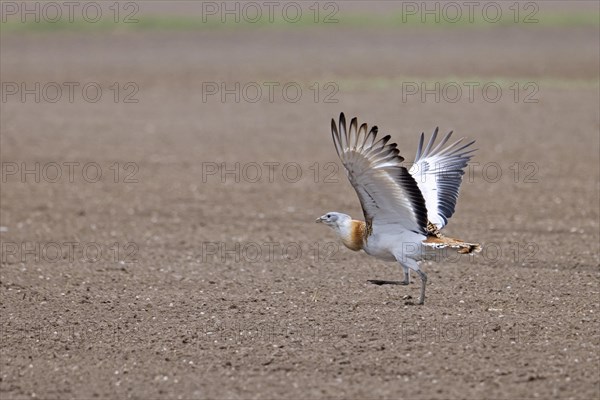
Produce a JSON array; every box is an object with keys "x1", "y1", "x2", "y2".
[{"x1": 363, "y1": 226, "x2": 427, "y2": 262}]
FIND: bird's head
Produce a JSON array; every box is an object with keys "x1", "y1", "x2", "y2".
[{"x1": 315, "y1": 212, "x2": 351, "y2": 231}]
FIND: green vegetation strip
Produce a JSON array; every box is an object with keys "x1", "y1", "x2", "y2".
[
  {"x1": 1, "y1": 11, "x2": 598, "y2": 33},
  {"x1": 336, "y1": 77, "x2": 600, "y2": 91}
]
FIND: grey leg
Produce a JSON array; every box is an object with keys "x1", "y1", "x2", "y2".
[
  {"x1": 402, "y1": 266, "x2": 410, "y2": 285},
  {"x1": 416, "y1": 269, "x2": 427, "y2": 305},
  {"x1": 391, "y1": 257, "x2": 426, "y2": 305}
]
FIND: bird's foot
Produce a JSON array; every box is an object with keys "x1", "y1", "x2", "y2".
[
  {"x1": 367, "y1": 279, "x2": 409, "y2": 286},
  {"x1": 402, "y1": 295, "x2": 425, "y2": 306}
]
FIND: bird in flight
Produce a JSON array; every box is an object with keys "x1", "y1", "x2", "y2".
[{"x1": 316, "y1": 113, "x2": 480, "y2": 305}]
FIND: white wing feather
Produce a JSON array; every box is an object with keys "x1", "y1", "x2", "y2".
[
  {"x1": 331, "y1": 113, "x2": 428, "y2": 234},
  {"x1": 409, "y1": 128, "x2": 476, "y2": 229}
]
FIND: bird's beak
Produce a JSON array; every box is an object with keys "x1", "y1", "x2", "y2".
[{"x1": 315, "y1": 217, "x2": 323, "y2": 223}]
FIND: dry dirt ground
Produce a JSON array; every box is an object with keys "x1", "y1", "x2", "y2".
[{"x1": 1, "y1": 5, "x2": 599, "y2": 400}]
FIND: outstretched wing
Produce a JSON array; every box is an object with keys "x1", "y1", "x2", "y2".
[
  {"x1": 409, "y1": 128, "x2": 476, "y2": 229},
  {"x1": 331, "y1": 113, "x2": 428, "y2": 235}
]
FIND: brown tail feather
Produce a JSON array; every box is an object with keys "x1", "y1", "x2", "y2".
[
  {"x1": 457, "y1": 243, "x2": 481, "y2": 254},
  {"x1": 423, "y1": 235, "x2": 481, "y2": 254}
]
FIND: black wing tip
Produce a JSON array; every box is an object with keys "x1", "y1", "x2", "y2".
[
  {"x1": 430, "y1": 128, "x2": 454, "y2": 139},
  {"x1": 337, "y1": 112, "x2": 347, "y2": 129},
  {"x1": 333, "y1": 115, "x2": 386, "y2": 138}
]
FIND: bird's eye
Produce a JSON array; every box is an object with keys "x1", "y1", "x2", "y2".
[{"x1": 326, "y1": 214, "x2": 331, "y2": 218}]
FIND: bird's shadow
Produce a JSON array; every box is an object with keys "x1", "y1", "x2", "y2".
[
  {"x1": 366, "y1": 280, "x2": 420, "y2": 305},
  {"x1": 366, "y1": 279, "x2": 408, "y2": 286}
]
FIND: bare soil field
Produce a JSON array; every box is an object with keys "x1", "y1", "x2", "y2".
[{"x1": 1, "y1": 9, "x2": 599, "y2": 400}]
